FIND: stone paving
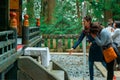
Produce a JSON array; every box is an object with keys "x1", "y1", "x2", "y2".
[{"x1": 51, "y1": 54, "x2": 106, "y2": 80}]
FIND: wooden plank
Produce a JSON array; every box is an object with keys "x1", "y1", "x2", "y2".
[
  {"x1": 10, "y1": 0, "x2": 19, "y2": 9},
  {"x1": 70, "y1": 39, "x2": 73, "y2": 48},
  {"x1": 65, "y1": 39, "x2": 68, "y2": 49},
  {"x1": 53, "y1": 39, "x2": 56, "y2": 49},
  {"x1": 0, "y1": 0, "x2": 9, "y2": 31}
]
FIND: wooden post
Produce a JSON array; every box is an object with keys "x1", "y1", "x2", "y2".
[
  {"x1": 53, "y1": 39, "x2": 56, "y2": 49},
  {"x1": 23, "y1": 14, "x2": 29, "y2": 27},
  {"x1": 65, "y1": 39, "x2": 68, "y2": 50},
  {"x1": 10, "y1": 12, "x2": 17, "y2": 29},
  {"x1": 36, "y1": 18, "x2": 40, "y2": 27},
  {"x1": 10, "y1": 12, "x2": 17, "y2": 49},
  {"x1": 47, "y1": 39, "x2": 50, "y2": 48},
  {"x1": 22, "y1": 14, "x2": 29, "y2": 45}
]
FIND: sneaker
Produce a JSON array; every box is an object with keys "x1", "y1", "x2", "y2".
[
  {"x1": 113, "y1": 75, "x2": 116, "y2": 80},
  {"x1": 116, "y1": 64, "x2": 120, "y2": 70}
]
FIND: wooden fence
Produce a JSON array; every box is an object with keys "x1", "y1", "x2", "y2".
[{"x1": 42, "y1": 34, "x2": 89, "y2": 52}]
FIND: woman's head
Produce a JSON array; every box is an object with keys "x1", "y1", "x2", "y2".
[
  {"x1": 90, "y1": 22, "x2": 102, "y2": 34},
  {"x1": 113, "y1": 21, "x2": 120, "y2": 29},
  {"x1": 83, "y1": 15, "x2": 92, "y2": 29}
]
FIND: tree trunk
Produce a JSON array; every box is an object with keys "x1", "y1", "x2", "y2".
[
  {"x1": 104, "y1": 0, "x2": 113, "y2": 25},
  {"x1": 76, "y1": 0, "x2": 80, "y2": 18},
  {"x1": 41, "y1": 0, "x2": 55, "y2": 24}
]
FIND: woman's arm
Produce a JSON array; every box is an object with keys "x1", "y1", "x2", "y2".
[
  {"x1": 69, "y1": 31, "x2": 85, "y2": 55},
  {"x1": 91, "y1": 29, "x2": 107, "y2": 46},
  {"x1": 72, "y1": 31, "x2": 85, "y2": 49}
]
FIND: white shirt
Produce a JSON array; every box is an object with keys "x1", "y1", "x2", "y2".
[{"x1": 105, "y1": 26, "x2": 114, "y2": 34}]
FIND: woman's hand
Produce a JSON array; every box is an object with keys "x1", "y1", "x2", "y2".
[
  {"x1": 87, "y1": 42, "x2": 92, "y2": 49},
  {"x1": 69, "y1": 48, "x2": 74, "y2": 55},
  {"x1": 90, "y1": 33, "x2": 97, "y2": 38}
]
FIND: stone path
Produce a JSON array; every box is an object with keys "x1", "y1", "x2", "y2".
[{"x1": 51, "y1": 54, "x2": 106, "y2": 80}]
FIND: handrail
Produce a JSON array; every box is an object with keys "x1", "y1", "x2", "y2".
[
  {"x1": 0, "y1": 30, "x2": 13, "y2": 36},
  {"x1": 22, "y1": 27, "x2": 41, "y2": 47},
  {"x1": 0, "y1": 30, "x2": 21, "y2": 73}
]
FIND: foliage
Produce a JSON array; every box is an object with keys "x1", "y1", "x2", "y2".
[
  {"x1": 40, "y1": 0, "x2": 83, "y2": 34},
  {"x1": 40, "y1": 0, "x2": 105, "y2": 34},
  {"x1": 26, "y1": 0, "x2": 35, "y2": 26},
  {"x1": 22, "y1": 0, "x2": 120, "y2": 34},
  {"x1": 112, "y1": 1, "x2": 120, "y2": 20}
]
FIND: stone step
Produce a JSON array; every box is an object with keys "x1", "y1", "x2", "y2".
[
  {"x1": 18, "y1": 56, "x2": 58, "y2": 80},
  {"x1": 70, "y1": 76, "x2": 107, "y2": 80},
  {"x1": 46, "y1": 61, "x2": 65, "y2": 80},
  {"x1": 47, "y1": 61, "x2": 65, "y2": 80},
  {"x1": 50, "y1": 70, "x2": 65, "y2": 80}
]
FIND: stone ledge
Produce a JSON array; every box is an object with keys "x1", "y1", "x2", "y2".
[
  {"x1": 94, "y1": 62, "x2": 107, "y2": 77},
  {"x1": 50, "y1": 52, "x2": 88, "y2": 56},
  {"x1": 95, "y1": 62, "x2": 120, "y2": 78}
]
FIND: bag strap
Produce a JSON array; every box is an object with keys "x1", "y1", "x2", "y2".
[{"x1": 102, "y1": 43, "x2": 112, "y2": 50}]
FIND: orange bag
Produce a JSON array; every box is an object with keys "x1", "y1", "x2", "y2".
[{"x1": 103, "y1": 47, "x2": 117, "y2": 63}]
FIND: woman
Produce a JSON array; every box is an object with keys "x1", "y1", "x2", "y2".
[
  {"x1": 112, "y1": 21, "x2": 120, "y2": 70},
  {"x1": 90, "y1": 22, "x2": 115, "y2": 80},
  {"x1": 69, "y1": 16, "x2": 106, "y2": 80}
]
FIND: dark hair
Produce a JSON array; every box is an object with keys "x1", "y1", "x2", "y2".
[
  {"x1": 90, "y1": 22, "x2": 102, "y2": 34},
  {"x1": 84, "y1": 15, "x2": 92, "y2": 22},
  {"x1": 114, "y1": 21, "x2": 120, "y2": 28}
]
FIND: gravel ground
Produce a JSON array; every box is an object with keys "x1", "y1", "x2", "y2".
[{"x1": 51, "y1": 54, "x2": 106, "y2": 80}]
